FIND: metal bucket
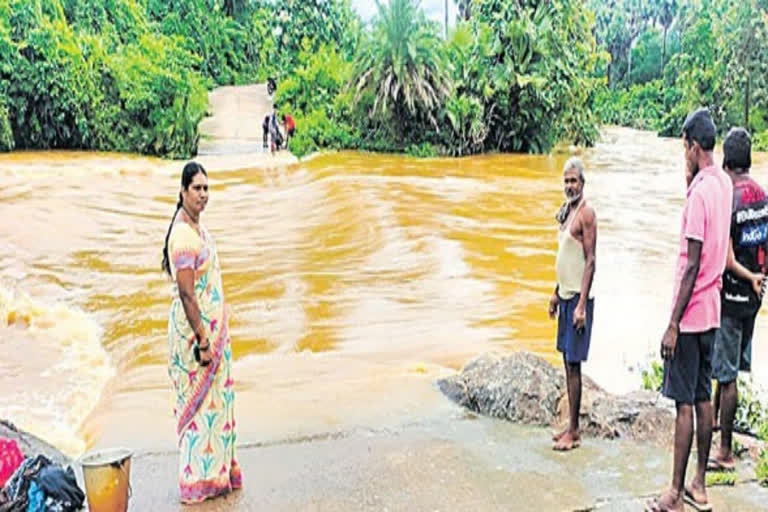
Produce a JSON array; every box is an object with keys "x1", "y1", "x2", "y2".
[{"x1": 80, "y1": 447, "x2": 132, "y2": 512}]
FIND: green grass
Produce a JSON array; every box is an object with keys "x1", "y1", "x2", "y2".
[
  {"x1": 641, "y1": 360, "x2": 663, "y2": 392},
  {"x1": 706, "y1": 471, "x2": 738, "y2": 487},
  {"x1": 757, "y1": 449, "x2": 768, "y2": 487}
]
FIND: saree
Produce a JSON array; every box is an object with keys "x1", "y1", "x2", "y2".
[{"x1": 167, "y1": 221, "x2": 242, "y2": 503}]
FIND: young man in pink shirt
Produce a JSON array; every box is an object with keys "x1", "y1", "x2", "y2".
[{"x1": 650, "y1": 109, "x2": 733, "y2": 512}]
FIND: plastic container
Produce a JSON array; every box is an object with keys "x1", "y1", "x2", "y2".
[{"x1": 80, "y1": 447, "x2": 132, "y2": 512}]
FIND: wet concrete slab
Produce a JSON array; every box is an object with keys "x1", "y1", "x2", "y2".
[{"x1": 124, "y1": 414, "x2": 768, "y2": 511}]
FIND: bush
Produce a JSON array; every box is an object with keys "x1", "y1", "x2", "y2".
[
  {"x1": 447, "y1": 1, "x2": 603, "y2": 153},
  {"x1": 734, "y1": 377, "x2": 768, "y2": 435},
  {"x1": 706, "y1": 471, "x2": 737, "y2": 487},
  {"x1": 0, "y1": 0, "x2": 207, "y2": 157},
  {"x1": 758, "y1": 449, "x2": 768, "y2": 487},
  {"x1": 99, "y1": 34, "x2": 208, "y2": 157},
  {"x1": 259, "y1": 0, "x2": 361, "y2": 74},
  {"x1": 287, "y1": 127, "x2": 317, "y2": 159},
  {"x1": 593, "y1": 80, "x2": 666, "y2": 131},
  {"x1": 276, "y1": 43, "x2": 365, "y2": 158},
  {"x1": 641, "y1": 360, "x2": 664, "y2": 392},
  {"x1": 754, "y1": 130, "x2": 768, "y2": 152},
  {"x1": 0, "y1": 99, "x2": 13, "y2": 151},
  {"x1": 144, "y1": 0, "x2": 274, "y2": 86},
  {"x1": 275, "y1": 42, "x2": 352, "y2": 117},
  {"x1": 405, "y1": 142, "x2": 438, "y2": 158}
]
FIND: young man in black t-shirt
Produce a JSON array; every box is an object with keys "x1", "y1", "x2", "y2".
[{"x1": 710, "y1": 127, "x2": 768, "y2": 471}]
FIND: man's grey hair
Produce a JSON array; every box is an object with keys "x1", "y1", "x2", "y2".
[{"x1": 563, "y1": 157, "x2": 585, "y2": 183}]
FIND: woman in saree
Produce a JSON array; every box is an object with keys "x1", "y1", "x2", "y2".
[{"x1": 161, "y1": 162, "x2": 242, "y2": 504}]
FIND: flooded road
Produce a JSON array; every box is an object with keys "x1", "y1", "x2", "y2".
[{"x1": 1, "y1": 127, "x2": 766, "y2": 455}]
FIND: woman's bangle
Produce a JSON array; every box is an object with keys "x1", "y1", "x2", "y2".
[{"x1": 198, "y1": 343, "x2": 210, "y2": 351}]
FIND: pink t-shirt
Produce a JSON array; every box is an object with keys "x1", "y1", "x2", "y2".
[{"x1": 672, "y1": 165, "x2": 733, "y2": 332}]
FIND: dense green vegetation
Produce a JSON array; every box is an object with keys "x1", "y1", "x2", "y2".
[
  {"x1": 0, "y1": 0, "x2": 358, "y2": 156},
  {"x1": 590, "y1": 0, "x2": 768, "y2": 149},
  {"x1": 3, "y1": 0, "x2": 766, "y2": 157},
  {"x1": 279, "y1": 0, "x2": 604, "y2": 157},
  {"x1": 0, "y1": 0, "x2": 207, "y2": 155},
  {"x1": 0, "y1": 0, "x2": 604, "y2": 157}
]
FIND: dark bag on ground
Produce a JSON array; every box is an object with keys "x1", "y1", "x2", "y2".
[{"x1": 0, "y1": 454, "x2": 84, "y2": 511}]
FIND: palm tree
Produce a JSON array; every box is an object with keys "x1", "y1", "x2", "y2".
[
  {"x1": 655, "y1": 0, "x2": 678, "y2": 75},
  {"x1": 458, "y1": 0, "x2": 473, "y2": 20},
  {"x1": 352, "y1": 0, "x2": 453, "y2": 133},
  {"x1": 445, "y1": 0, "x2": 449, "y2": 39}
]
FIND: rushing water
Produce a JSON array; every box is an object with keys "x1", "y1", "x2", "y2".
[{"x1": 1, "y1": 127, "x2": 767, "y2": 456}]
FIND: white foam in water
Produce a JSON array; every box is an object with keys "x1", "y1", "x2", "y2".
[{"x1": 0, "y1": 287, "x2": 114, "y2": 457}]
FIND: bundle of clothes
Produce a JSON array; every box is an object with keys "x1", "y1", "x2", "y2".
[{"x1": 0, "y1": 439, "x2": 84, "y2": 512}]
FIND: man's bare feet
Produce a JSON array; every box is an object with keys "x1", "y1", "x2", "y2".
[
  {"x1": 552, "y1": 430, "x2": 581, "y2": 451},
  {"x1": 552, "y1": 427, "x2": 569, "y2": 442},
  {"x1": 645, "y1": 489, "x2": 684, "y2": 512}
]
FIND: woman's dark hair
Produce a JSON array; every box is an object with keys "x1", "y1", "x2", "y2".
[
  {"x1": 723, "y1": 127, "x2": 751, "y2": 173},
  {"x1": 682, "y1": 108, "x2": 716, "y2": 151},
  {"x1": 161, "y1": 162, "x2": 208, "y2": 276}
]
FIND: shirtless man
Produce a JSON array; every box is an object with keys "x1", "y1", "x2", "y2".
[{"x1": 549, "y1": 157, "x2": 597, "y2": 451}]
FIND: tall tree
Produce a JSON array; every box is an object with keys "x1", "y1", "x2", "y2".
[
  {"x1": 625, "y1": 0, "x2": 651, "y2": 83},
  {"x1": 352, "y1": 0, "x2": 452, "y2": 133},
  {"x1": 589, "y1": 0, "x2": 652, "y2": 86},
  {"x1": 720, "y1": 0, "x2": 768, "y2": 126},
  {"x1": 654, "y1": 0, "x2": 678, "y2": 74},
  {"x1": 445, "y1": 0, "x2": 449, "y2": 38},
  {"x1": 458, "y1": 0, "x2": 472, "y2": 20}
]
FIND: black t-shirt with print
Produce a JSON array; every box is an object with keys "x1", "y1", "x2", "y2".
[{"x1": 722, "y1": 175, "x2": 768, "y2": 317}]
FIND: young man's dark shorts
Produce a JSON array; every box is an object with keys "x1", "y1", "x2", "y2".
[
  {"x1": 712, "y1": 313, "x2": 754, "y2": 383},
  {"x1": 662, "y1": 329, "x2": 715, "y2": 404},
  {"x1": 557, "y1": 294, "x2": 594, "y2": 363}
]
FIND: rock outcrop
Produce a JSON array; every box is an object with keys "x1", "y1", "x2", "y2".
[
  {"x1": 438, "y1": 352, "x2": 675, "y2": 443},
  {"x1": 0, "y1": 420, "x2": 71, "y2": 466}
]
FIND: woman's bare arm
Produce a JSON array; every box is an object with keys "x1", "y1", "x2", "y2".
[{"x1": 176, "y1": 268, "x2": 212, "y2": 365}]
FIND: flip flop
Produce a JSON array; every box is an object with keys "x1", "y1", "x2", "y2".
[
  {"x1": 644, "y1": 496, "x2": 682, "y2": 512},
  {"x1": 684, "y1": 487, "x2": 712, "y2": 511},
  {"x1": 706, "y1": 457, "x2": 736, "y2": 472},
  {"x1": 644, "y1": 497, "x2": 661, "y2": 512}
]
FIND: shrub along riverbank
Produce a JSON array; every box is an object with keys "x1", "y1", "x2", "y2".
[
  {"x1": 0, "y1": 0, "x2": 604, "y2": 158},
  {"x1": 278, "y1": 0, "x2": 604, "y2": 158},
  {"x1": 0, "y1": 0, "x2": 358, "y2": 156},
  {"x1": 4, "y1": 0, "x2": 764, "y2": 158},
  {"x1": 590, "y1": 0, "x2": 768, "y2": 149}
]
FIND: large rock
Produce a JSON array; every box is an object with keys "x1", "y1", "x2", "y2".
[
  {"x1": 438, "y1": 352, "x2": 675, "y2": 443},
  {"x1": 438, "y1": 352, "x2": 564, "y2": 426},
  {"x1": 0, "y1": 419, "x2": 71, "y2": 466}
]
